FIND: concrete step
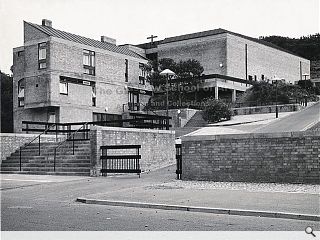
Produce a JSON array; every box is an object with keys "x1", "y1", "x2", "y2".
[{"x1": 2, "y1": 139, "x2": 91, "y2": 176}]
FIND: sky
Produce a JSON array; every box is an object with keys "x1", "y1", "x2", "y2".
[{"x1": 0, "y1": 0, "x2": 319, "y2": 74}]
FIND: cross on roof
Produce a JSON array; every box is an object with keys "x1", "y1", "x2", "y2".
[{"x1": 147, "y1": 35, "x2": 158, "y2": 43}]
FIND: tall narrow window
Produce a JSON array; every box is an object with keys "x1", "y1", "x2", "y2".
[
  {"x1": 261, "y1": 74, "x2": 265, "y2": 80},
  {"x1": 125, "y1": 59, "x2": 128, "y2": 82},
  {"x1": 139, "y1": 63, "x2": 145, "y2": 85},
  {"x1": 92, "y1": 85, "x2": 96, "y2": 107},
  {"x1": 18, "y1": 79, "x2": 25, "y2": 107},
  {"x1": 38, "y1": 42, "x2": 47, "y2": 69},
  {"x1": 83, "y1": 50, "x2": 95, "y2": 75},
  {"x1": 59, "y1": 80, "x2": 68, "y2": 95}
]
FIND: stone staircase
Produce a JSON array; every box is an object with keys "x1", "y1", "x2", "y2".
[{"x1": 0, "y1": 140, "x2": 91, "y2": 176}]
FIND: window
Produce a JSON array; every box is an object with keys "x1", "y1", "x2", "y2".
[
  {"x1": 254, "y1": 75, "x2": 257, "y2": 81},
  {"x1": 139, "y1": 63, "x2": 145, "y2": 85},
  {"x1": 18, "y1": 51, "x2": 24, "y2": 57},
  {"x1": 59, "y1": 81, "x2": 68, "y2": 95},
  {"x1": 261, "y1": 74, "x2": 265, "y2": 80},
  {"x1": 125, "y1": 59, "x2": 128, "y2": 82},
  {"x1": 38, "y1": 42, "x2": 47, "y2": 69},
  {"x1": 93, "y1": 113, "x2": 122, "y2": 127},
  {"x1": 92, "y1": 85, "x2": 96, "y2": 107},
  {"x1": 248, "y1": 75, "x2": 253, "y2": 81},
  {"x1": 83, "y1": 50, "x2": 95, "y2": 75},
  {"x1": 18, "y1": 79, "x2": 25, "y2": 107}
]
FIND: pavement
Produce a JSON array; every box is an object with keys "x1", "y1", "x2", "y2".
[
  {"x1": 1, "y1": 166, "x2": 320, "y2": 231},
  {"x1": 186, "y1": 112, "x2": 294, "y2": 136},
  {"x1": 253, "y1": 101, "x2": 320, "y2": 133},
  {"x1": 185, "y1": 102, "x2": 319, "y2": 136},
  {"x1": 74, "y1": 165, "x2": 319, "y2": 222}
]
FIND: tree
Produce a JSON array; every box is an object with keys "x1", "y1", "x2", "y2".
[
  {"x1": 146, "y1": 58, "x2": 204, "y2": 110},
  {"x1": 202, "y1": 98, "x2": 231, "y2": 123},
  {"x1": 238, "y1": 80, "x2": 317, "y2": 106},
  {"x1": 1, "y1": 71, "x2": 13, "y2": 132}
]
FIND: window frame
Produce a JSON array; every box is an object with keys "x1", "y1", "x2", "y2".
[
  {"x1": 139, "y1": 63, "x2": 146, "y2": 85},
  {"x1": 18, "y1": 79, "x2": 25, "y2": 107},
  {"x1": 83, "y1": 49, "x2": 95, "y2": 76},
  {"x1": 92, "y1": 85, "x2": 96, "y2": 106},
  {"x1": 38, "y1": 42, "x2": 47, "y2": 69},
  {"x1": 59, "y1": 81, "x2": 68, "y2": 95},
  {"x1": 125, "y1": 59, "x2": 128, "y2": 82}
]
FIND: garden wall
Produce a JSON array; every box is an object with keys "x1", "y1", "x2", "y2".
[
  {"x1": 181, "y1": 131, "x2": 320, "y2": 183},
  {"x1": 231, "y1": 104, "x2": 303, "y2": 115},
  {"x1": 89, "y1": 126, "x2": 176, "y2": 176}
]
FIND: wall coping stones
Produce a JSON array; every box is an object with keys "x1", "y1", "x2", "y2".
[
  {"x1": 91, "y1": 126, "x2": 175, "y2": 135},
  {"x1": 181, "y1": 130, "x2": 320, "y2": 142},
  {"x1": 0, "y1": 133, "x2": 59, "y2": 138},
  {"x1": 231, "y1": 103, "x2": 301, "y2": 111}
]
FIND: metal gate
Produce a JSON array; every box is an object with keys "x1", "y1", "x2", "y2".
[
  {"x1": 100, "y1": 145, "x2": 141, "y2": 177},
  {"x1": 175, "y1": 144, "x2": 182, "y2": 179}
]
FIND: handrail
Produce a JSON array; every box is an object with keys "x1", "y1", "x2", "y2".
[
  {"x1": 139, "y1": 102, "x2": 162, "y2": 117},
  {"x1": 139, "y1": 102, "x2": 171, "y2": 130},
  {"x1": 53, "y1": 122, "x2": 89, "y2": 172},
  {"x1": 19, "y1": 123, "x2": 56, "y2": 171}
]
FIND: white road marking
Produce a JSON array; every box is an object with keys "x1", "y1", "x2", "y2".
[
  {"x1": 8, "y1": 206, "x2": 33, "y2": 209},
  {"x1": 301, "y1": 121, "x2": 318, "y2": 131}
]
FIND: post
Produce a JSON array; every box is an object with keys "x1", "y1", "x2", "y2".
[
  {"x1": 215, "y1": 87, "x2": 219, "y2": 100},
  {"x1": 19, "y1": 149, "x2": 22, "y2": 171},
  {"x1": 73, "y1": 134, "x2": 75, "y2": 155},
  {"x1": 275, "y1": 81, "x2": 279, "y2": 118},
  {"x1": 54, "y1": 149, "x2": 56, "y2": 172},
  {"x1": 39, "y1": 136, "x2": 41, "y2": 155},
  {"x1": 55, "y1": 124, "x2": 58, "y2": 142},
  {"x1": 232, "y1": 89, "x2": 237, "y2": 102},
  {"x1": 166, "y1": 74, "x2": 169, "y2": 130}
]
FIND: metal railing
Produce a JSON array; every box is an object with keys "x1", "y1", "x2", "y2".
[
  {"x1": 100, "y1": 145, "x2": 141, "y2": 178},
  {"x1": 52, "y1": 122, "x2": 90, "y2": 172},
  {"x1": 19, "y1": 123, "x2": 56, "y2": 171}
]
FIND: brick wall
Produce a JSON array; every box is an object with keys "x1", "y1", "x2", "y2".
[
  {"x1": 1, "y1": 133, "x2": 59, "y2": 162},
  {"x1": 89, "y1": 126, "x2": 175, "y2": 176},
  {"x1": 181, "y1": 131, "x2": 320, "y2": 183},
  {"x1": 231, "y1": 104, "x2": 303, "y2": 115}
]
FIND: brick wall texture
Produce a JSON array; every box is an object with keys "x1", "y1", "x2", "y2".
[
  {"x1": 89, "y1": 126, "x2": 175, "y2": 176},
  {"x1": 1, "y1": 133, "x2": 59, "y2": 162},
  {"x1": 181, "y1": 131, "x2": 320, "y2": 184}
]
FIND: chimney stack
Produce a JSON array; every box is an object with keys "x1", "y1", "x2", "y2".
[
  {"x1": 42, "y1": 19, "x2": 52, "y2": 27},
  {"x1": 101, "y1": 36, "x2": 116, "y2": 45}
]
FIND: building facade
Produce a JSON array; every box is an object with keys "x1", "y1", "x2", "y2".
[
  {"x1": 137, "y1": 29, "x2": 310, "y2": 84},
  {"x1": 13, "y1": 20, "x2": 150, "y2": 132},
  {"x1": 12, "y1": 21, "x2": 311, "y2": 132}
]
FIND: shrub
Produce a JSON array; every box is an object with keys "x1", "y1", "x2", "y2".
[{"x1": 202, "y1": 98, "x2": 232, "y2": 123}]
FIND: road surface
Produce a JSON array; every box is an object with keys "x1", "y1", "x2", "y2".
[{"x1": 253, "y1": 102, "x2": 320, "y2": 133}]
